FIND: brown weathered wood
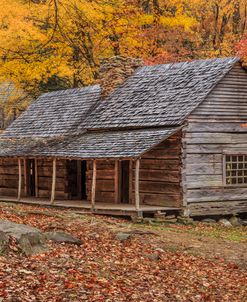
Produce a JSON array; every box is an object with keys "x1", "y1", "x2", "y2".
[
  {"x1": 34, "y1": 158, "x2": 39, "y2": 197},
  {"x1": 17, "y1": 158, "x2": 22, "y2": 201},
  {"x1": 129, "y1": 160, "x2": 133, "y2": 204},
  {"x1": 91, "y1": 160, "x2": 97, "y2": 211},
  {"x1": 114, "y1": 160, "x2": 119, "y2": 203},
  {"x1": 135, "y1": 159, "x2": 140, "y2": 211},
  {"x1": 23, "y1": 159, "x2": 27, "y2": 196},
  {"x1": 50, "y1": 158, "x2": 56, "y2": 204}
]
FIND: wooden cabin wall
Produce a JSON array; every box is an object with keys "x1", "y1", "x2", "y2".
[
  {"x1": 183, "y1": 63, "x2": 247, "y2": 216},
  {"x1": 37, "y1": 159, "x2": 68, "y2": 200},
  {"x1": 87, "y1": 160, "x2": 115, "y2": 203},
  {"x1": 0, "y1": 158, "x2": 19, "y2": 197},
  {"x1": 137, "y1": 131, "x2": 183, "y2": 207}
]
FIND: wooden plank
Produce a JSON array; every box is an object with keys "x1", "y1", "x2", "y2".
[
  {"x1": 35, "y1": 158, "x2": 39, "y2": 197},
  {"x1": 114, "y1": 160, "x2": 119, "y2": 203},
  {"x1": 129, "y1": 160, "x2": 133, "y2": 204},
  {"x1": 91, "y1": 160, "x2": 97, "y2": 211},
  {"x1": 188, "y1": 200, "x2": 247, "y2": 216},
  {"x1": 141, "y1": 193, "x2": 181, "y2": 207},
  {"x1": 187, "y1": 187, "x2": 247, "y2": 203},
  {"x1": 23, "y1": 159, "x2": 27, "y2": 196},
  {"x1": 17, "y1": 158, "x2": 22, "y2": 201},
  {"x1": 50, "y1": 158, "x2": 56, "y2": 204},
  {"x1": 135, "y1": 159, "x2": 140, "y2": 211}
]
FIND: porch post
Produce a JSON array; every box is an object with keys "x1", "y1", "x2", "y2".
[
  {"x1": 91, "y1": 160, "x2": 97, "y2": 212},
  {"x1": 114, "y1": 160, "x2": 119, "y2": 203},
  {"x1": 50, "y1": 158, "x2": 56, "y2": 204},
  {"x1": 135, "y1": 158, "x2": 140, "y2": 211},
  {"x1": 17, "y1": 158, "x2": 22, "y2": 201},
  {"x1": 34, "y1": 158, "x2": 39, "y2": 197}
]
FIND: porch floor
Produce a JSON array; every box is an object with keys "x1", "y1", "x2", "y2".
[{"x1": 0, "y1": 196, "x2": 181, "y2": 216}]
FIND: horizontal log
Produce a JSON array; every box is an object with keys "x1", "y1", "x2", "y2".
[
  {"x1": 185, "y1": 154, "x2": 222, "y2": 163},
  {"x1": 87, "y1": 179, "x2": 114, "y2": 192},
  {"x1": 186, "y1": 123, "x2": 247, "y2": 133},
  {"x1": 139, "y1": 169, "x2": 180, "y2": 183},
  {"x1": 140, "y1": 159, "x2": 181, "y2": 170},
  {"x1": 138, "y1": 181, "x2": 181, "y2": 194},
  {"x1": 188, "y1": 200, "x2": 247, "y2": 216},
  {"x1": 186, "y1": 174, "x2": 223, "y2": 189},
  {"x1": 141, "y1": 193, "x2": 182, "y2": 207},
  {"x1": 0, "y1": 188, "x2": 17, "y2": 196},
  {"x1": 185, "y1": 144, "x2": 247, "y2": 154},
  {"x1": 187, "y1": 187, "x2": 247, "y2": 203},
  {"x1": 185, "y1": 162, "x2": 222, "y2": 175}
]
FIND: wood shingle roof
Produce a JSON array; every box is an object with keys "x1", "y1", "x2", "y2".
[
  {"x1": 0, "y1": 57, "x2": 241, "y2": 159},
  {"x1": 2, "y1": 85, "x2": 101, "y2": 138},
  {"x1": 0, "y1": 128, "x2": 180, "y2": 159},
  {"x1": 82, "y1": 57, "x2": 239, "y2": 129}
]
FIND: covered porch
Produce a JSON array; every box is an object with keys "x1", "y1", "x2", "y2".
[
  {"x1": 6, "y1": 156, "x2": 181, "y2": 217},
  {"x1": 0, "y1": 196, "x2": 180, "y2": 216},
  {"x1": 0, "y1": 127, "x2": 183, "y2": 216}
]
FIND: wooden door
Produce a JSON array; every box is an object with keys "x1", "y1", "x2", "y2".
[
  {"x1": 26, "y1": 159, "x2": 36, "y2": 197},
  {"x1": 120, "y1": 160, "x2": 130, "y2": 203}
]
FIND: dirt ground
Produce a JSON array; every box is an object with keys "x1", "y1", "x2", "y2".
[{"x1": 0, "y1": 202, "x2": 246, "y2": 302}]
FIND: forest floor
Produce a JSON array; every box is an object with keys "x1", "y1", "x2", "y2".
[{"x1": 0, "y1": 202, "x2": 246, "y2": 302}]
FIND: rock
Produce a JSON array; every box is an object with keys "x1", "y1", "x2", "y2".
[
  {"x1": 0, "y1": 231, "x2": 9, "y2": 254},
  {"x1": 45, "y1": 232, "x2": 82, "y2": 245},
  {"x1": 146, "y1": 253, "x2": 160, "y2": 261},
  {"x1": 241, "y1": 220, "x2": 247, "y2": 226},
  {"x1": 155, "y1": 248, "x2": 165, "y2": 253},
  {"x1": 131, "y1": 216, "x2": 143, "y2": 223},
  {"x1": 177, "y1": 216, "x2": 194, "y2": 225},
  {"x1": 229, "y1": 216, "x2": 241, "y2": 227},
  {"x1": 116, "y1": 232, "x2": 131, "y2": 241},
  {"x1": 0, "y1": 220, "x2": 47, "y2": 255},
  {"x1": 201, "y1": 218, "x2": 217, "y2": 224},
  {"x1": 219, "y1": 219, "x2": 232, "y2": 227}
]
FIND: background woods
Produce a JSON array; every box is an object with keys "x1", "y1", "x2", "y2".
[{"x1": 1, "y1": 0, "x2": 247, "y2": 123}]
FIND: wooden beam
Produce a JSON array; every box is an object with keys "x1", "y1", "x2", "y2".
[
  {"x1": 23, "y1": 159, "x2": 27, "y2": 196},
  {"x1": 91, "y1": 160, "x2": 97, "y2": 211},
  {"x1": 34, "y1": 158, "x2": 39, "y2": 197},
  {"x1": 135, "y1": 158, "x2": 140, "y2": 211},
  {"x1": 114, "y1": 160, "x2": 119, "y2": 203},
  {"x1": 17, "y1": 158, "x2": 22, "y2": 201},
  {"x1": 50, "y1": 158, "x2": 56, "y2": 204}
]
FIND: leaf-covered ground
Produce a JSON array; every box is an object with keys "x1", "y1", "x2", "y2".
[{"x1": 0, "y1": 202, "x2": 246, "y2": 302}]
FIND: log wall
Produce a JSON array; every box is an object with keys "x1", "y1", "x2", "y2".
[
  {"x1": 138, "y1": 131, "x2": 183, "y2": 207},
  {"x1": 87, "y1": 160, "x2": 115, "y2": 203},
  {"x1": 37, "y1": 159, "x2": 68, "y2": 200},
  {"x1": 0, "y1": 158, "x2": 68, "y2": 200},
  {"x1": 183, "y1": 63, "x2": 247, "y2": 216},
  {"x1": 0, "y1": 158, "x2": 19, "y2": 196}
]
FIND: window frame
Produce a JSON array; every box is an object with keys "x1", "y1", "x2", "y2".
[{"x1": 223, "y1": 153, "x2": 247, "y2": 187}]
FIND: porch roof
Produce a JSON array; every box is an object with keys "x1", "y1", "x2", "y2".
[{"x1": 0, "y1": 127, "x2": 180, "y2": 159}]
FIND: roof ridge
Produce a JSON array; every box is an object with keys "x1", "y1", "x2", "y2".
[{"x1": 40, "y1": 84, "x2": 100, "y2": 97}]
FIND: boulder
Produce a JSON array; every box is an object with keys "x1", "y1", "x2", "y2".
[
  {"x1": 44, "y1": 232, "x2": 82, "y2": 245},
  {"x1": 0, "y1": 220, "x2": 47, "y2": 255},
  {"x1": 229, "y1": 216, "x2": 241, "y2": 227},
  {"x1": 201, "y1": 218, "x2": 217, "y2": 224},
  {"x1": 116, "y1": 232, "x2": 131, "y2": 241},
  {"x1": 0, "y1": 231, "x2": 9, "y2": 254},
  {"x1": 218, "y1": 219, "x2": 232, "y2": 227},
  {"x1": 146, "y1": 252, "x2": 160, "y2": 261}
]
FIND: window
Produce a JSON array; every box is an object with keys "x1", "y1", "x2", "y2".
[{"x1": 224, "y1": 154, "x2": 247, "y2": 185}]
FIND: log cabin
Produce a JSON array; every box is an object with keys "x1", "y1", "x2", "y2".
[{"x1": 0, "y1": 57, "x2": 247, "y2": 217}]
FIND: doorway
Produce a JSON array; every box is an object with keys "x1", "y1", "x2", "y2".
[
  {"x1": 26, "y1": 159, "x2": 36, "y2": 197},
  {"x1": 119, "y1": 160, "x2": 130, "y2": 203},
  {"x1": 67, "y1": 160, "x2": 87, "y2": 200}
]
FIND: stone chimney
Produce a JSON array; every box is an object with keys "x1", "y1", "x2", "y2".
[{"x1": 98, "y1": 56, "x2": 143, "y2": 98}]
